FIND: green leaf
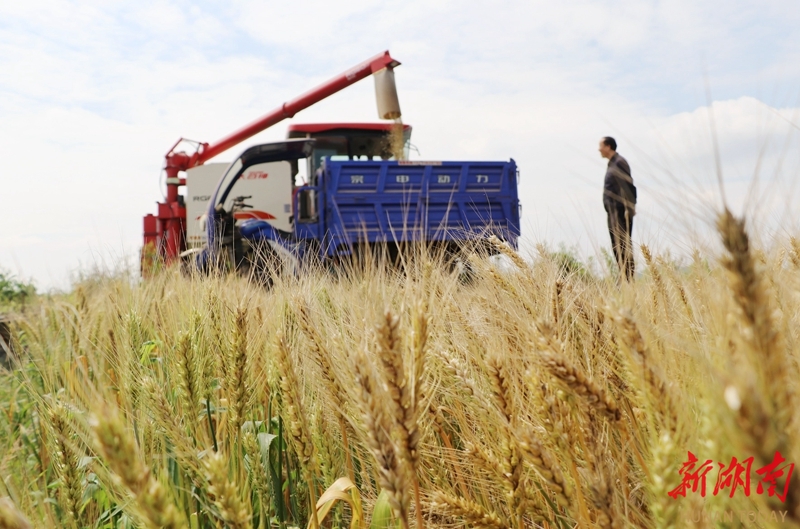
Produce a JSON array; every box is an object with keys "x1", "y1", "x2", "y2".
[
  {"x1": 257, "y1": 432, "x2": 278, "y2": 466},
  {"x1": 241, "y1": 420, "x2": 264, "y2": 433},
  {"x1": 139, "y1": 340, "x2": 159, "y2": 365},
  {"x1": 370, "y1": 490, "x2": 398, "y2": 529}
]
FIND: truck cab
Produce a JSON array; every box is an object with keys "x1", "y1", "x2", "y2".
[
  {"x1": 287, "y1": 122, "x2": 411, "y2": 173},
  {"x1": 287, "y1": 123, "x2": 411, "y2": 224}
]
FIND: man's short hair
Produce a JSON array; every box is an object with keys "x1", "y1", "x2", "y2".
[{"x1": 603, "y1": 137, "x2": 617, "y2": 151}]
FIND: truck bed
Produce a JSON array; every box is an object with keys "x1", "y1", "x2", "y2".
[{"x1": 315, "y1": 159, "x2": 520, "y2": 257}]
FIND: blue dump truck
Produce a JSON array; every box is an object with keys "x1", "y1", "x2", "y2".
[{"x1": 189, "y1": 124, "x2": 520, "y2": 281}]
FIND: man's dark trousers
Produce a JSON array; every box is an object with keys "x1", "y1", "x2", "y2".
[{"x1": 605, "y1": 201, "x2": 634, "y2": 281}]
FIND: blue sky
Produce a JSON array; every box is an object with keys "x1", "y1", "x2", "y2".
[{"x1": 2, "y1": 1, "x2": 800, "y2": 289}]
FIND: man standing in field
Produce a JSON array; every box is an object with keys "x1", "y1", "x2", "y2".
[{"x1": 599, "y1": 137, "x2": 636, "y2": 281}]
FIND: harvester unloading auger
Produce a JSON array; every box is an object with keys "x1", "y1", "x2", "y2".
[{"x1": 142, "y1": 51, "x2": 520, "y2": 281}]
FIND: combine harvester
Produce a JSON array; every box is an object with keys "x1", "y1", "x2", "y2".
[{"x1": 142, "y1": 51, "x2": 520, "y2": 281}]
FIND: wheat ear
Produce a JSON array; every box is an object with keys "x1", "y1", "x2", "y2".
[
  {"x1": 203, "y1": 451, "x2": 252, "y2": 529},
  {"x1": 275, "y1": 331, "x2": 320, "y2": 529},
  {"x1": 789, "y1": 237, "x2": 800, "y2": 269},
  {"x1": 663, "y1": 261, "x2": 693, "y2": 319},
  {"x1": 49, "y1": 404, "x2": 84, "y2": 529},
  {"x1": 717, "y1": 210, "x2": 793, "y2": 423},
  {"x1": 142, "y1": 377, "x2": 205, "y2": 488},
  {"x1": 640, "y1": 245, "x2": 667, "y2": 322},
  {"x1": 351, "y1": 345, "x2": 410, "y2": 529},
  {"x1": 613, "y1": 311, "x2": 678, "y2": 429},
  {"x1": 540, "y1": 351, "x2": 620, "y2": 421},
  {"x1": 431, "y1": 491, "x2": 510, "y2": 529},
  {"x1": 717, "y1": 209, "x2": 799, "y2": 520},
  {"x1": 488, "y1": 234, "x2": 529, "y2": 271},
  {"x1": 485, "y1": 355, "x2": 526, "y2": 528},
  {"x1": 408, "y1": 301, "x2": 428, "y2": 529},
  {"x1": 174, "y1": 329, "x2": 198, "y2": 435},
  {"x1": 377, "y1": 305, "x2": 428, "y2": 527},
  {"x1": 517, "y1": 429, "x2": 571, "y2": 509},
  {"x1": 242, "y1": 432, "x2": 270, "y2": 515},
  {"x1": 89, "y1": 402, "x2": 186, "y2": 529},
  {"x1": 227, "y1": 308, "x2": 250, "y2": 445},
  {"x1": 552, "y1": 279, "x2": 563, "y2": 333},
  {"x1": 295, "y1": 302, "x2": 356, "y2": 482}
]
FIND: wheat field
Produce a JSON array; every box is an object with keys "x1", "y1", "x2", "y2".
[{"x1": 1, "y1": 210, "x2": 799, "y2": 529}]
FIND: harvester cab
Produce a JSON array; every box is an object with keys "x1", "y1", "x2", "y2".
[{"x1": 194, "y1": 139, "x2": 315, "y2": 276}]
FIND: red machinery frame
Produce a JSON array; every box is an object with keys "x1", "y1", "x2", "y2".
[{"x1": 143, "y1": 50, "x2": 401, "y2": 265}]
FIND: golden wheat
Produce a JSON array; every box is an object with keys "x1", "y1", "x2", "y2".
[{"x1": 2, "y1": 227, "x2": 799, "y2": 529}]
